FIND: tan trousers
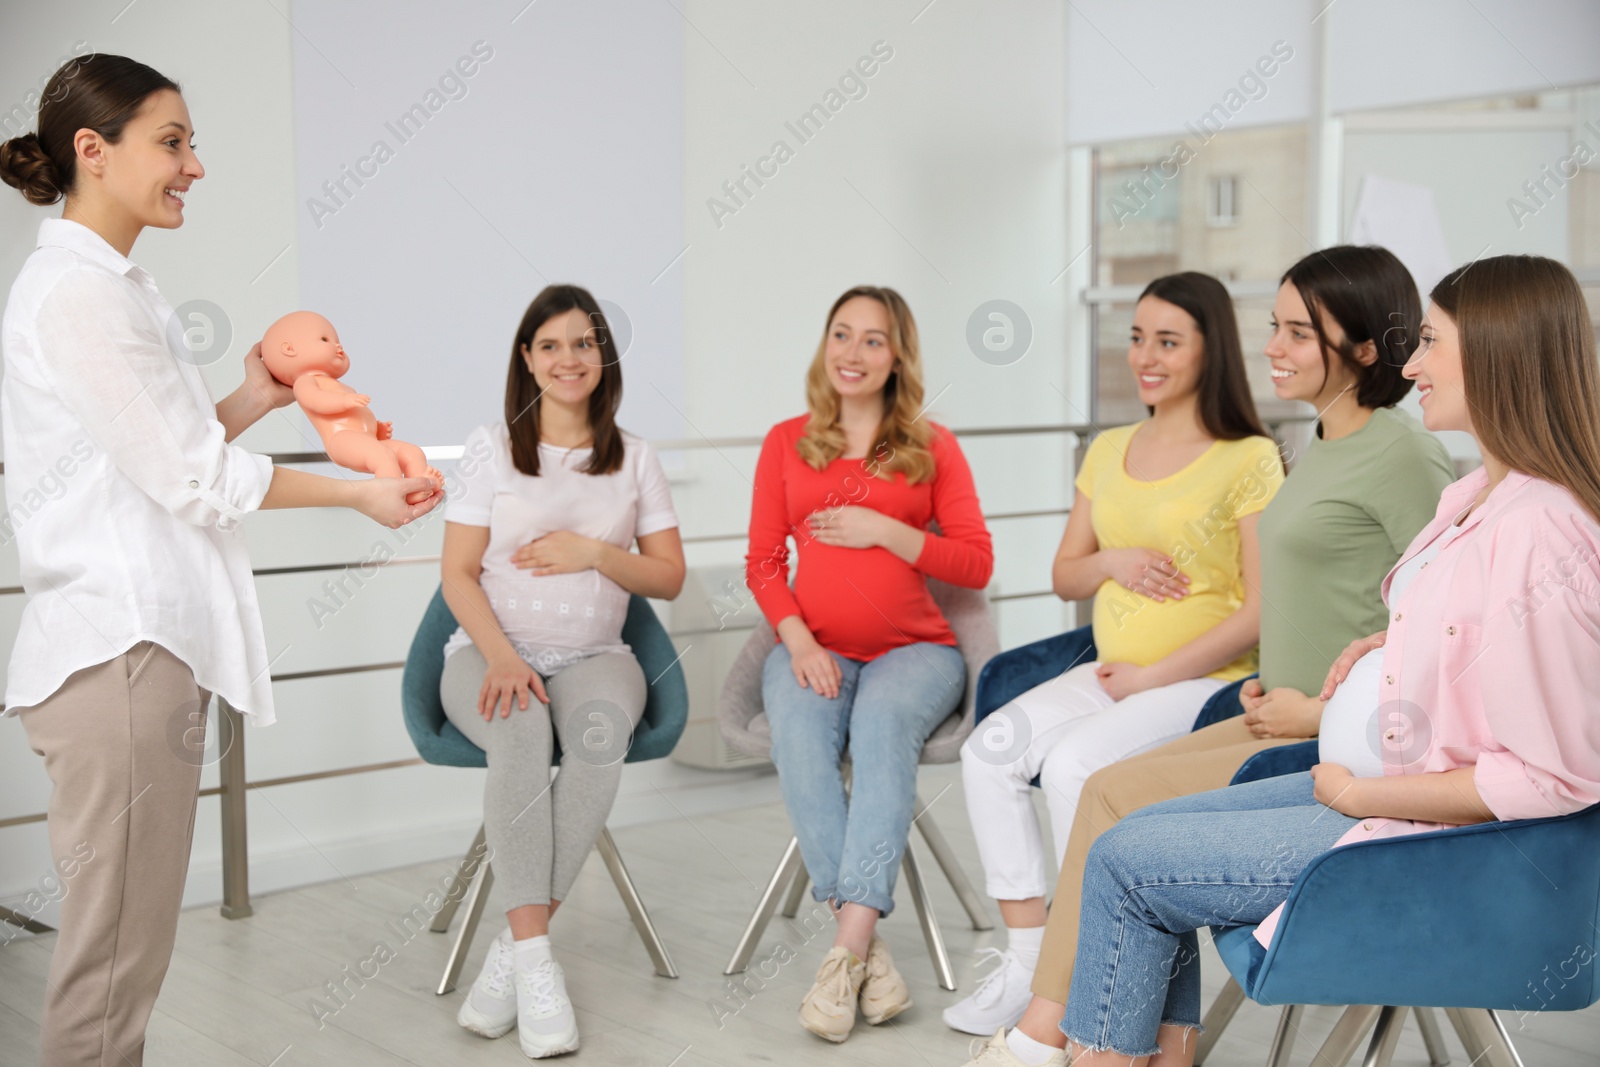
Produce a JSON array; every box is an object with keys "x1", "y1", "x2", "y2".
[
  {"x1": 1030, "y1": 715, "x2": 1301, "y2": 1004},
  {"x1": 18, "y1": 641, "x2": 210, "y2": 1067}
]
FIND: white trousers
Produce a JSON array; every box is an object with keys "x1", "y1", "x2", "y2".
[{"x1": 960, "y1": 661, "x2": 1226, "y2": 901}]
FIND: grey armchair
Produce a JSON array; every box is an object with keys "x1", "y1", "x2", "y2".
[{"x1": 718, "y1": 577, "x2": 999, "y2": 990}]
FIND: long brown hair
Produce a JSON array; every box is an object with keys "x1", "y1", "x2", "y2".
[
  {"x1": 0, "y1": 54, "x2": 178, "y2": 206},
  {"x1": 1429, "y1": 255, "x2": 1600, "y2": 523},
  {"x1": 503, "y1": 285, "x2": 625, "y2": 477},
  {"x1": 1137, "y1": 272, "x2": 1273, "y2": 449},
  {"x1": 797, "y1": 285, "x2": 935, "y2": 483}
]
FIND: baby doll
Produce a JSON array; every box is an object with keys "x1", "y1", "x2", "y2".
[{"x1": 260, "y1": 311, "x2": 444, "y2": 505}]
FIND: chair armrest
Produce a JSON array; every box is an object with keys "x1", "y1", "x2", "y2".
[
  {"x1": 716, "y1": 622, "x2": 779, "y2": 759},
  {"x1": 928, "y1": 577, "x2": 1002, "y2": 751},
  {"x1": 1230, "y1": 741, "x2": 1319, "y2": 785},
  {"x1": 1246, "y1": 803, "x2": 1600, "y2": 1011},
  {"x1": 975, "y1": 626, "x2": 1095, "y2": 723}
]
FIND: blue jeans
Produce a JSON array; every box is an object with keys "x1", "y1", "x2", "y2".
[
  {"x1": 1061, "y1": 772, "x2": 1358, "y2": 1057},
  {"x1": 762, "y1": 641, "x2": 965, "y2": 917}
]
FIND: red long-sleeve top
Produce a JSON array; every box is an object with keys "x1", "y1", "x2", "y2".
[{"x1": 745, "y1": 415, "x2": 994, "y2": 661}]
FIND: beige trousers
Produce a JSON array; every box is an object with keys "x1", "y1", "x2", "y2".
[
  {"x1": 1030, "y1": 715, "x2": 1300, "y2": 1004},
  {"x1": 18, "y1": 641, "x2": 210, "y2": 1067}
]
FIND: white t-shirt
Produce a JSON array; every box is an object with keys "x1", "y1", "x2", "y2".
[
  {"x1": 1317, "y1": 508, "x2": 1471, "y2": 775},
  {"x1": 441, "y1": 422, "x2": 678, "y2": 673}
]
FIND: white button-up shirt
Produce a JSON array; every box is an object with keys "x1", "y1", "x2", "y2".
[{"x1": 1, "y1": 219, "x2": 277, "y2": 724}]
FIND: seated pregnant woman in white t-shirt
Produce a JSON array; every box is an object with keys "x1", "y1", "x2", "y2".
[{"x1": 438, "y1": 285, "x2": 685, "y2": 1060}]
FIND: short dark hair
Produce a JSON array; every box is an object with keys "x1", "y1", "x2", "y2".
[
  {"x1": 0, "y1": 54, "x2": 180, "y2": 206},
  {"x1": 1281, "y1": 245, "x2": 1420, "y2": 409},
  {"x1": 504, "y1": 284, "x2": 626, "y2": 477}
]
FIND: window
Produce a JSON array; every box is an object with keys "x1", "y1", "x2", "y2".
[
  {"x1": 1083, "y1": 85, "x2": 1600, "y2": 427},
  {"x1": 1207, "y1": 175, "x2": 1239, "y2": 227},
  {"x1": 1089, "y1": 123, "x2": 1309, "y2": 425},
  {"x1": 1339, "y1": 85, "x2": 1600, "y2": 351}
]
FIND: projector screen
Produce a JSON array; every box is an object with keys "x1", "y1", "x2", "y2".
[{"x1": 288, "y1": 0, "x2": 685, "y2": 453}]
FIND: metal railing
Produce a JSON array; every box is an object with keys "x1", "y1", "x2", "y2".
[{"x1": 0, "y1": 416, "x2": 1314, "y2": 921}]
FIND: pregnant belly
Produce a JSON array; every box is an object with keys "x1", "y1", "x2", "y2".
[
  {"x1": 479, "y1": 569, "x2": 629, "y2": 651},
  {"x1": 1317, "y1": 647, "x2": 1386, "y2": 777}
]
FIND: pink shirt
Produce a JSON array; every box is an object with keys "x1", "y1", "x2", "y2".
[{"x1": 1255, "y1": 466, "x2": 1600, "y2": 946}]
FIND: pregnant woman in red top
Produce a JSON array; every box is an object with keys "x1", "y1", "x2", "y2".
[{"x1": 746, "y1": 285, "x2": 994, "y2": 1043}]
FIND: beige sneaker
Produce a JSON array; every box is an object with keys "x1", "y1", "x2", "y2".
[
  {"x1": 859, "y1": 935, "x2": 912, "y2": 1025},
  {"x1": 962, "y1": 1029, "x2": 1068, "y2": 1066},
  {"x1": 798, "y1": 946, "x2": 866, "y2": 1042}
]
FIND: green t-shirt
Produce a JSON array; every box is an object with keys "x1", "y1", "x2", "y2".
[{"x1": 1256, "y1": 406, "x2": 1455, "y2": 695}]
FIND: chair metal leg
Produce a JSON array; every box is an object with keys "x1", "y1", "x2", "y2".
[
  {"x1": 1361, "y1": 1006, "x2": 1407, "y2": 1067},
  {"x1": 436, "y1": 853, "x2": 494, "y2": 995},
  {"x1": 1450, "y1": 1009, "x2": 1526, "y2": 1067},
  {"x1": 1413, "y1": 1006, "x2": 1451, "y2": 1067},
  {"x1": 1309, "y1": 1004, "x2": 1383, "y2": 1067},
  {"x1": 1193, "y1": 977, "x2": 1247, "y2": 1065},
  {"x1": 780, "y1": 866, "x2": 810, "y2": 919},
  {"x1": 595, "y1": 827, "x2": 678, "y2": 979},
  {"x1": 1445, "y1": 1007, "x2": 1489, "y2": 1065},
  {"x1": 1481, "y1": 1009, "x2": 1528, "y2": 1067},
  {"x1": 725, "y1": 836, "x2": 805, "y2": 975},
  {"x1": 913, "y1": 792, "x2": 994, "y2": 931},
  {"x1": 1266, "y1": 1003, "x2": 1306, "y2": 1067},
  {"x1": 902, "y1": 839, "x2": 957, "y2": 991},
  {"x1": 430, "y1": 823, "x2": 488, "y2": 934}
]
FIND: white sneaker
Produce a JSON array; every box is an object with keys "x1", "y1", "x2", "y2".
[
  {"x1": 961, "y1": 1029, "x2": 1068, "y2": 1067},
  {"x1": 457, "y1": 928, "x2": 518, "y2": 1038},
  {"x1": 515, "y1": 954, "x2": 580, "y2": 1058},
  {"x1": 943, "y1": 947, "x2": 1035, "y2": 1036}
]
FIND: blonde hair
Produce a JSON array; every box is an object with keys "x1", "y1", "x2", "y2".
[{"x1": 797, "y1": 285, "x2": 935, "y2": 483}]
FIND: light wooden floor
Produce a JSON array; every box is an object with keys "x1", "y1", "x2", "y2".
[{"x1": 3, "y1": 764, "x2": 1598, "y2": 1066}]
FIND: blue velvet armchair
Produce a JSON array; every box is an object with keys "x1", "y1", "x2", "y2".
[
  {"x1": 1195, "y1": 740, "x2": 1600, "y2": 1066},
  {"x1": 399, "y1": 584, "x2": 688, "y2": 993}
]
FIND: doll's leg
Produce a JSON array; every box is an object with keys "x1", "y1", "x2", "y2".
[
  {"x1": 325, "y1": 429, "x2": 404, "y2": 478},
  {"x1": 381, "y1": 439, "x2": 444, "y2": 503}
]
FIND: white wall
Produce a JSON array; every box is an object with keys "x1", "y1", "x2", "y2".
[
  {"x1": 1064, "y1": 0, "x2": 1600, "y2": 146},
  {"x1": 1329, "y1": 0, "x2": 1600, "y2": 114},
  {"x1": 1064, "y1": 0, "x2": 1314, "y2": 146}
]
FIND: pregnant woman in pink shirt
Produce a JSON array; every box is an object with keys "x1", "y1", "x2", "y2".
[{"x1": 966, "y1": 254, "x2": 1600, "y2": 1067}]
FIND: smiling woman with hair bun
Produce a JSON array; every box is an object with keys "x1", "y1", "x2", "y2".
[{"x1": 1, "y1": 52, "x2": 441, "y2": 1066}]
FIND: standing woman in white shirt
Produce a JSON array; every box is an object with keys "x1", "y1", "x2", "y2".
[
  {"x1": 439, "y1": 284, "x2": 685, "y2": 1059},
  {"x1": 0, "y1": 55, "x2": 442, "y2": 1067}
]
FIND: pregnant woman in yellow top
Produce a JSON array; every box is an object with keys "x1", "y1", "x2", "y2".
[{"x1": 954, "y1": 271, "x2": 1283, "y2": 1032}]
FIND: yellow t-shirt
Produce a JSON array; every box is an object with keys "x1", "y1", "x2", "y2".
[{"x1": 1074, "y1": 422, "x2": 1285, "y2": 681}]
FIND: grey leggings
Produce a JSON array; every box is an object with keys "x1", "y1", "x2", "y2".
[{"x1": 440, "y1": 646, "x2": 647, "y2": 908}]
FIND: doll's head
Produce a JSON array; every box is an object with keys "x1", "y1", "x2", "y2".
[{"x1": 261, "y1": 310, "x2": 348, "y2": 385}]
